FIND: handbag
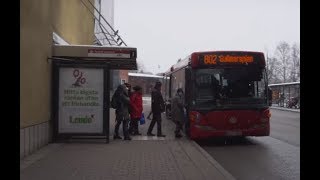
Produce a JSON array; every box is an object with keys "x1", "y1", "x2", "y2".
[{"x1": 139, "y1": 113, "x2": 145, "y2": 125}]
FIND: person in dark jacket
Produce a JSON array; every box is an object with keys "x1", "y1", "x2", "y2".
[
  {"x1": 129, "y1": 86, "x2": 143, "y2": 135},
  {"x1": 113, "y1": 84, "x2": 132, "y2": 140},
  {"x1": 171, "y1": 88, "x2": 185, "y2": 138},
  {"x1": 124, "y1": 82, "x2": 132, "y2": 97},
  {"x1": 147, "y1": 81, "x2": 166, "y2": 137}
]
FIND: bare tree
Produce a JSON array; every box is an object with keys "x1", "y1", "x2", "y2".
[
  {"x1": 290, "y1": 43, "x2": 300, "y2": 82},
  {"x1": 266, "y1": 55, "x2": 281, "y2": 84},
  {"x1": 275, "y1": 41, "x2": 291, "y2": 83}
]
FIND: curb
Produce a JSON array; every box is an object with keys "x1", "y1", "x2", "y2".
[
  {"x1": 270, "y1": 106, "x2": 300, "y2": 113},
  {"x1": 190, "y1": 140, "x2": 236, "y2": 180},
  {"x1": 171, "y1": 118, "x2": 235, "y2": 179}
]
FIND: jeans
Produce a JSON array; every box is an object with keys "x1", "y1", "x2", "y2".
[{"x1": 114, "y1": 118, "x2": 129, "y2": 138}]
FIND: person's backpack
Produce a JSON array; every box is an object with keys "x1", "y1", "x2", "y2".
[{"x1": 110, "y1": 92, "x2": 119, "y2": 109}]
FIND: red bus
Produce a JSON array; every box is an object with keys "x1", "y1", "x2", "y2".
[{"x1": 163, "y1": 51, "x2": 271, "y2": 139}]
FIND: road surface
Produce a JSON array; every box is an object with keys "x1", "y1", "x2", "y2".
[{"x1": 197, "y1": 109, "x2": 300, "y2": 180}]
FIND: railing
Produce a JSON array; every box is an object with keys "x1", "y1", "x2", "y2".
[{"x1": 80, "y1": 0, "x2": 127, "y2": 47}]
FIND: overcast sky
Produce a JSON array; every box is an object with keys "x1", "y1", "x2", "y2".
[{"x1": 114, "y1": 0, "x2": 300, "y2": 74}]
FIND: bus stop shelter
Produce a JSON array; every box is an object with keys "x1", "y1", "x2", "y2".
[
  {"x1": 50, "y1": 45, "x2": 137, "y2": 143},
  {"x1": 269, "y1": 82, "x2": 300, "y2": 107}
]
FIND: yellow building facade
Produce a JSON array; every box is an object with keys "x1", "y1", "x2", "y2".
[{"x1": 20, "y1": 0, "x2": 98, "y2": 159}]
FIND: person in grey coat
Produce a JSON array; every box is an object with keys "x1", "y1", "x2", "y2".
[
  {"x1": 113, "y1": 84, "x2": 132, "y2": 140},
  {"x1": 171, "y1": 88, "x2": 186, "y2": 138}
]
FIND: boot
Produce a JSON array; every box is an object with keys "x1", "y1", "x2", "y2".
[
  {"x1": 157, "y1": 134, "x2": 166, "y2": 137},
  {"x1": 147, "y1": 132, "x2": 155, "y2": 136},
  {"x1": 124, "y1": 136, "x2": 132, "y2": 140},
  {"x1": 113, "y1": 135, "x2": 122, "y2": 140}
]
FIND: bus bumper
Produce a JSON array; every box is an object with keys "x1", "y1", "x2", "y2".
[{"x1": 190, "y1": 125, "x2": 270, "y2": 140}]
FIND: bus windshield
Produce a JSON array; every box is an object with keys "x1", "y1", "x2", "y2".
[{"x1": 193, "y1": 67, "x2": 268, "y2": 109}]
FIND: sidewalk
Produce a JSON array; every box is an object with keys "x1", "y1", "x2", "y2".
[{"x1": 20, "y1": 99, "x2": 235, "y2": 180}]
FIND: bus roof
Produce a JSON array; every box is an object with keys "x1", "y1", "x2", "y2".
[
  {"x1": 164, "y1": 55, "x2": 190, "y2": 75},
  {"x1": 128, "y1": 72, "x2": 164, "y2": 78}
]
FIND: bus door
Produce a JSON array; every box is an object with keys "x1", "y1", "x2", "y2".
[{"x1": 184, "y1": 67, "x2": 193, "y2": 136}]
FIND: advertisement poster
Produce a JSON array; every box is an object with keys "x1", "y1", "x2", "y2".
[{"x1": 58, "y1": 68, "x2": 104, "y2": 133}]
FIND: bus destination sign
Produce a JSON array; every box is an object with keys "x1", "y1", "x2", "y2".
[{"x1": 202, "y1": 54, "x2": 254, "y2": 65}]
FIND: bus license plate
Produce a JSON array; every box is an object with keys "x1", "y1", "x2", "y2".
[{"x1": 226, "y1": 131, "x2": 242, "y2": 136}]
